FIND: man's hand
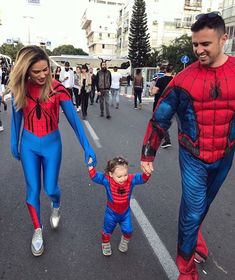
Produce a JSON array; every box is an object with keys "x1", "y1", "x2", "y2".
[
  {"x1": 151, "y1": 86, "x2": 159, "y2": 96},
  {"x1": 141, "y1": 161, "x2": 154, "y2": 175}
]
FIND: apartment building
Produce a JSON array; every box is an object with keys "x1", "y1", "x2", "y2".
[
  {"x1": 116, "y1": 0, "x2": 223, "y2": 58},
  {"x1": 223, "y1": 0, "x2": 235, "y2": 55},
  {"x1": 81, "y1": 0, "x2": 126, "y2": 57}
]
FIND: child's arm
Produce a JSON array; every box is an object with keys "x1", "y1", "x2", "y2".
[
  {"x1": 131, "y1": 172, "x2": 151, "y2": 185},
  {"x1": 88, "y1": 166, "x2": 106, "y2": 185}
]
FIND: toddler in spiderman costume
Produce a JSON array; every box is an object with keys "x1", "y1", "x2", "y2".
[
  {"x1": 8, "y1": 46, "x2": 96, "y2": 257},
  {"x1": 88, "y1": 156, "x2": 150, "y2": 256}
]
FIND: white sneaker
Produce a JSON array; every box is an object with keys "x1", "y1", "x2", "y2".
[
  {"x1": 102, "y1": 242, "x2": 112, "y2": 256},
  {"x1": 118, "y1": 235, "x2": 129, "y2": 253},
  {"x1": 31, "y1": 228, "x2": 44, "y2": 256},
  {"x1": 50, "y1": 203, "x2": 61, "y2": 229},
  {"x1": 0, "y1": 126, "x2": 4, "y2": 131}
]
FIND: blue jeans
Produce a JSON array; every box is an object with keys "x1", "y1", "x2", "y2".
[{"x1": 110, "y1": 88, "x2": 120, "y2": 106}]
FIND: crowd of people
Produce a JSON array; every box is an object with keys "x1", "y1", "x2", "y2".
[{"x1": 1, "y1": 11, "x2": 235, "y2": 280}]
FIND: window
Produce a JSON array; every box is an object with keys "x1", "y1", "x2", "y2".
[
  {"x1": 99, "y1": 33, "x2": 102, "y2": 39},
  {"x1": 102, "y1": 44, "x2": 105, "y2": 49}
]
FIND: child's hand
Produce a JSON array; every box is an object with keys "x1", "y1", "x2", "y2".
[{"x1": 88, "y1": 157, "x2": 94, "y2": 170}]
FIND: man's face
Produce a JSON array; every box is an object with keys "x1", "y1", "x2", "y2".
[
  {"x1": 101, "y1": 62, "x2": 107, "y2": 70},
  {"x1": 192, "y1": 27, "x2": 227, "y2": 67}
]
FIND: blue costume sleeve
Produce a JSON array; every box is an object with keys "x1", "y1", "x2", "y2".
[
  {"x1": 11, "y1": 99, "x2": 23, "y2": 160},
  {"x1": 60, "y1": 100, "x2": 96, "y2": 166},
  {"x1": 89, "y1": 168, "x2": 106, "y2": 185},
  {"x1": 153, "y1": 87, "x2": 179, "y2": 130},
  {"x1": 131, "y1": 173, "x2": 150, "y2": 185}
]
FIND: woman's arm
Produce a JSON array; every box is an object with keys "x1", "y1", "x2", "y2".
[
  {"x1": 60, "y1": 100, "x2": 96, "y2": 167},
  {"x1": 11, "y1": 98, "x2": 23, "y2": 160}
]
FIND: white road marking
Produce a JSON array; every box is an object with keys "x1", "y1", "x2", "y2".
[
  {"x1": 83, "y1": 120, "x2": 102, "y2": 148},
  {"x1": 131, "y1": 198, "x2": 179, "y2": 280}
]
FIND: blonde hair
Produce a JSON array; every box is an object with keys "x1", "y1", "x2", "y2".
[{"x1": 7, "y1": 45, "x2": 53, "y2": 109}]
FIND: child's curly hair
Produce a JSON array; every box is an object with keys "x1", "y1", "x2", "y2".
[{"x1": 105, "y1": 156, "x2": 129, "y2": 174}]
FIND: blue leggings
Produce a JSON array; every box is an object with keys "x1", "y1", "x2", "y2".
[
  {"x1": 178, "y1": 146, "x2": 234, "y2": 257},
  {"x1": 20, "y1": 129, "x2": 62, "y2": 227}
]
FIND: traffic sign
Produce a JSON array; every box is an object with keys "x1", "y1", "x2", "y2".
[{"x1": 181, "y1": 55, "x2": 189, "y2": 64}]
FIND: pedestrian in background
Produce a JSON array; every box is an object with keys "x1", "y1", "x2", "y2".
[
  {"x1": 133, "y1": 69, "x2": 143, "y2": 110},
  {"x1": 79, "y1": 64, "x2": 91, "y2": 120},
  {"x1": 73, "y1": 65, "x2": 81, "y2": 112},
  {"x1": 96, "y1": 61, "x2": 112, "y2": 119},
  {"x1": 89, "y1": 67, "x2": 96, "y2": 105},
  {"x1": 59, "y1": 61, "x2": 74, "y2": 100},
  {"x1": 110, "y1": 66, "x2": 122, "y2": 109}
]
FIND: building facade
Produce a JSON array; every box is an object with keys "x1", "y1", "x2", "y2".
[
  {"x1": 223, "y1": 0, "x2": 235, "y2": 55},
  {"x1": 81, "y1": 0, "x2": 126, "y2": 57},
  {"x1": 116, "y1": 0, "x2": 223, "y2": 58}
]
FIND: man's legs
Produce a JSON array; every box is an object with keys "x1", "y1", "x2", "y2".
[
  {"x1": 177, "y1": 147, "x2": 234, "y2": 278},
  {"x1": 115, "y1": 88, "x2": 120, "y2": 108},
  {"x1": 99, "y1": 91, "x2": 105, "y2": 116},
  {"x1": 104, "y1": 90, "x2": 111, "y2": 118},
  {"x1": 110, "y1": 88, "x2": 115, "y2": 106}
]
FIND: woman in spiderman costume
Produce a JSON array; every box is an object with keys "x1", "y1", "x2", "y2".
[
  {"x1": 8, "y1": 45, "x2": 96, "y2": 257},
  {"x1": 141, "y1": 13, "x2": 235, "y2": 279},
  {"x1": 88, "y1": 156, "x2": 150, "y2": 256}
]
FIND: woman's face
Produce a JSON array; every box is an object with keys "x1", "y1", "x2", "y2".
[{"x1": 29, "y1": 60, "x2": 50, "y2": 86}]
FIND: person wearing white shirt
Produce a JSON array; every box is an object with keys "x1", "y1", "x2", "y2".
[
  {"x1": 59, "y1": 61, "x2": 74, "y2": 101},
  {"x1": 110, "y1": 67, "x2": 122, "y2": 109}
]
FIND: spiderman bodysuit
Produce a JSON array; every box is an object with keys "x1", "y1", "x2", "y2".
[
  {"x1": 141, "y1": 56, "x2": 235, "y2": 261},
  {"x1": 88, "y1": 167, "x2": 150, "y2": 242},
  {"x1": 11, "y1": 79, "x2": 96, "y2": 229}
]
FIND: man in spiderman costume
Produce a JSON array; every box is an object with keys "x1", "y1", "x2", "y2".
[
  {"x1": 9, "y1": 46, "x2": 96, "y2": 257},
  {"x1": 88, "y1": 157, "x2": 150, "y2": 256},
  {"x1": 141, "y1": 13, "x2": 235, "y2": 279}
]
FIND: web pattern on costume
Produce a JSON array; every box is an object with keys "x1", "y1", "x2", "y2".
[
  {"x1": 23, "y1": 82, "x2": 71, "y2": 137},
  {"x1": 142, "y1": 58, "x2": 235, "y2": 163}
]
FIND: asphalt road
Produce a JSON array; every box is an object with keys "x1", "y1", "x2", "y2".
[{"x1": 0, "y1": 90, "x2": 235, "y2": 280}]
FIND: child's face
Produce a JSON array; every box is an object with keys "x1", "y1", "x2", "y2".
[{"x1": 109, "y1": 165, "x2": 128, "y2": 185}]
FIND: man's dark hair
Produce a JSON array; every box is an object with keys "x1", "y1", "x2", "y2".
[
  {"x1": 166, "y1": 64, "x2": 174, "y2": 73},
  {"x1": 191, "y1": 12, "x2": 226, "y2": 34}
]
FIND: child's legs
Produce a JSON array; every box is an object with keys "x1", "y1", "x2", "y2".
[
  {"x1": 120, "y1": 208, "x2": 133, "y2": 239},
  {"x1": 102, "y1": 207, "x2": 118, "y2": 242},
  {"x1": 42, "y1": 131, "x2": 62, "y2": 208}
]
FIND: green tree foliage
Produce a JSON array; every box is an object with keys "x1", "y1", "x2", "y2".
[
  {"x1": 148, "y1": 48, "x2": 161, "y2": 67},
  {"x1": 158, "y1": 34, "x2": 197, "y2": 73},
  {"x1": 51, "y1": 45, "x2": 88, "y2": 56},
  {"x1": 0, "y1": 43, "x2": 24, "y2": 61},
  {"x1": 128, "y1": 0, "x2": 151, "y2": 68}
]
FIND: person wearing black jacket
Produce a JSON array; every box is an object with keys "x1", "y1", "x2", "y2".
[{"x1": 96, "y1": 61, "x2": 112, "y2": 119}]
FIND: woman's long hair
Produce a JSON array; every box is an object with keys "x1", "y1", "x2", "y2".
[{"x1": 7, "y1": 45, "x2": 53, "y2": 109}]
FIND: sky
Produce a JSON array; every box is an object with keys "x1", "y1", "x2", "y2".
[{"x1": 0, "y1": 0, "x2": 89, "y2": 50}]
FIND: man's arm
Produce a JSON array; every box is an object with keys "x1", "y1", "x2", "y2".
[{"x1": 141, "y1": 83, "x2": 178, "y2": 173}]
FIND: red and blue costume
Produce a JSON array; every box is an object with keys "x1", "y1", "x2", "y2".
[
  {"x1": 11, "y1": 79, "x2": 96, "y2": 229},
  {"x1": 141, "y1": 57, "x2": 235, "y2": 275},
  {"x1": 88, "y1": 167, "x2": 150, "y2": 242}
]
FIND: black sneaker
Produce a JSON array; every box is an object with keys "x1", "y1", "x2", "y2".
[
  {"x1": 106, "y1": 115, "x2": 111, "y2": 119},
  {"x1": 100, "y1": 113, "x2": 104, "y2": 117},
  {"x1": 161, "y1": 141, "x2": 171, "y2": 148}
]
